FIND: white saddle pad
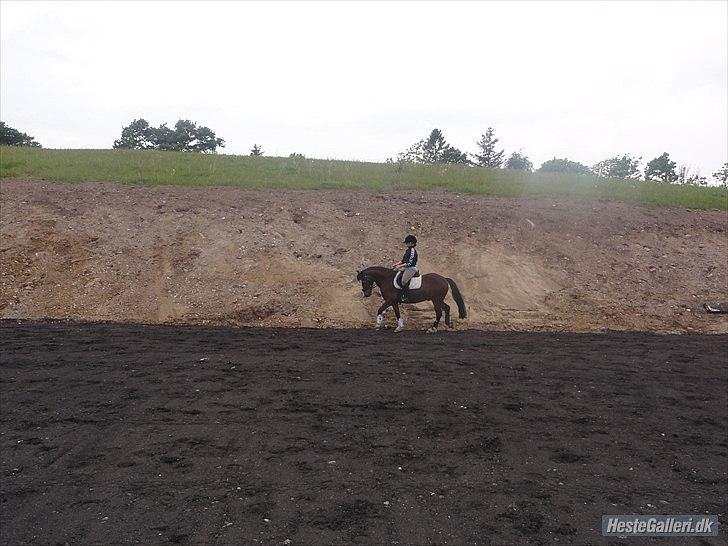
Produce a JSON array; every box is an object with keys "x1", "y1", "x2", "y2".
[{"x1": 393, "y1": 273, "x2": 422, "y2": 290}]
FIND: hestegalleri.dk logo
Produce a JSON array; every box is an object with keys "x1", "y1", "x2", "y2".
[{"x1": 602, "y1": 515, "x2": 719, "y2": 536}]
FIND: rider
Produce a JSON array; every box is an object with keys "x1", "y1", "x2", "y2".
[{"x1": 393, "y1": 234, "x2": 418, "y2": 301}]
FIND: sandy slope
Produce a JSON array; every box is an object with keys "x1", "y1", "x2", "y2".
[{"x1": 1, "y1": 178, "x2": 726, "y2": 333}]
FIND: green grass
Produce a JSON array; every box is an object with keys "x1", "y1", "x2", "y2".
[{"x1": 1, "y1": 146, "x2": 726, "y2": 209}]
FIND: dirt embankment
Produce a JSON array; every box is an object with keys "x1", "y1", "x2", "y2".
[{"x1": 1, "y1": 178, "x2": 726, "y2": 333}]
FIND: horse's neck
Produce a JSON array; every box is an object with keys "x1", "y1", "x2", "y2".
[{"x1": 366, "y1": 267, "x2": 393, "y2": 285}]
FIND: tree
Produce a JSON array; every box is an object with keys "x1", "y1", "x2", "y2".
[
  {"x1": 505, "y1": 151, "x2": 533, "y2": 171},
  {"x1": 171, "y1": 119, "x2": 198, "y2": 151},
  {"x1": 676, "y1": 165, "x2": 707, "y2": 186},
  {"x1": 538, "y1": 158, "x2": 591, "y2": 175},
  {"x1": 397, "y1": 129, "x2": 469, "y2": 164},
  {"x1": 113, "y1": 118, "x2": 155, "y2": 149},
  {"x1": 192, "y1": 125, "x2": 225, "y2": 154},
  {"x1": 113, "y1": 119, "x2": 224, "y2": 153},
  {"x1": 289, "y1": 152, "x2": 305, "y2": 159},
  {"x1": 592, "y1": 154, "x2": 641, "y2": 179},
  {"x1": 473, "y1": 127, "x2": 504, "y2": 168},
  {"x1": 397, "y1": 140, "x2": 425, "y2": 163},
  {"x1": 420, "y1": 129, "x2": 449, "y2": 162},
  {"x1": 0, "y1": 122, "x2": 41, "y2": 147},
  {"x1": 149, "y1": 123, "x2": 176, "y2": 151},
  {"x1": 250, "y1": 144, "x2": 263, "y2": 156},
  {"x1": 441, "y1": 145, "x2": 469, "y2": 165},
  {"x1": 645, "y1": 152, "x2": 678, "y2": 183},
  {"x1": 194, "y1": 123, "x2": 225, "y2": 153},
  {"x1": 712, "y1": 162, "x2": 728, "y2": 186}
]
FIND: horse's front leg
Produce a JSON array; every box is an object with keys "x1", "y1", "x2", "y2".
[
  {"x1": 392, "y1": 302, "x2": 404, "y2": 332},
  {"x1": 375, "y1": 300, "x2": 394, "y2": 329}
]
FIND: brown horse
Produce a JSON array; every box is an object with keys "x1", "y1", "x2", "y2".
[{"x1": 356, "y1": 266, "x2": 466, "y2": 332}]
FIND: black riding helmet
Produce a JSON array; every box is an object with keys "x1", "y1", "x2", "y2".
[{"x1": 403, "y1": 234, "x2": 417, "y2": 245}]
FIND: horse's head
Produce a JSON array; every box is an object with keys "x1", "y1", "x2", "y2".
[{"x1": 356, "y1": 270, "x2": 374, "y2": 297}]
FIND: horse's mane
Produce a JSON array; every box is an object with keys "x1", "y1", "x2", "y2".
[
  {"x1": 362, "y1": 266, "x2": 391, "y2": 275},
  {"x1": 358, "y1": 266, "x2": 394, "y2": 281}
]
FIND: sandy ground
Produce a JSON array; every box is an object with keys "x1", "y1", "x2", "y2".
[
  {"x1": 1, "y1": 178, "x2": 726, "y2": 332},
  {"x1": 1, "y1": 321, "x2": 725, "y2": 545}
]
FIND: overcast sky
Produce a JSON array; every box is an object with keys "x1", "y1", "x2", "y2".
[{"x1": 1, "y1": 1, "x2": 726, "y2": 175}]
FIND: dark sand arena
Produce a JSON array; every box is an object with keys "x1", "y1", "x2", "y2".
[{"x1": 1, "y1": 321, "x2": 726, "y2": 545}]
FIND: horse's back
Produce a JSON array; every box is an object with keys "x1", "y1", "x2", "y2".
[
  {"x1": 422, "y1": 272, "x2": 449, "y2": 290},
  {"x1": 423, "y1": 272, "x2": 447, "y2": 282}
]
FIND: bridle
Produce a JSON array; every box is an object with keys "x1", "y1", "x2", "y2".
[{"x1": 357, "y1": 271, "x2": 375, "y2": 297}]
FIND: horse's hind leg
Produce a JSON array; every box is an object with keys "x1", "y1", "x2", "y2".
[
  {"x1": 442, "y1": 301, "x2": 452, "y2": 328},
  {"x1": 428, "y1": 299, "x2": 443, "y2": 333}
]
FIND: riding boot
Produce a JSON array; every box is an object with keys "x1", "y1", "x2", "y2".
[{"x1": 400, "y1": 285, "x2": 409, "y2": 303}]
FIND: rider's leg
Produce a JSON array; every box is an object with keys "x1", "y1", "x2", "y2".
[
  {"x1": 400, "y1": 267, "x2": 416, "y2": 301},
  {"x1": 401, "y1": 267, "x2": 416, "y2": 286}
]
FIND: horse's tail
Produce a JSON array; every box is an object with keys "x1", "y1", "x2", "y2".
[{"x1": 446, "y1": 278, "x2": 467, "y2": 319}]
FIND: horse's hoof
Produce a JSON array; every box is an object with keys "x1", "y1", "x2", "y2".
[
  {"x1": 394, "y1": 326, "x2": 404, "y2": 333},
  {"x1": 427, "y1": 327, "x2": 438, "y2": 333}
]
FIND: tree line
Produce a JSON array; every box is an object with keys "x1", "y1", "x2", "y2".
[
  {"x1": 393, "y1": 128, "x2": 726, "y2": 186},
  {"x1": 2, "y1": 119, "x2": 726, "y2": 186},
  {"x1": 0, "y1": 122, "x2": 41, "y2": 148},
  {"x1": 112, "y1": 119, "x2": 225, "y2": 153}
]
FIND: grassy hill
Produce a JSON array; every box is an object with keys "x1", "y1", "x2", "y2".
[{"x1": 1, "y1": 146, "x2": 726, "y2": 209}]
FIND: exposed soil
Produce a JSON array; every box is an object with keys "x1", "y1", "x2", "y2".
[
  {"x1": 1, "y1": 178, "x2": 727, "y2": 333},
  {"x1": 1, "y1": 321, "x2": 726, "y2": 544}
]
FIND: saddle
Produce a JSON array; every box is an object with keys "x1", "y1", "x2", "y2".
[{"x1": 393, "y1": 270, "x2": 422, "y2": 290}]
